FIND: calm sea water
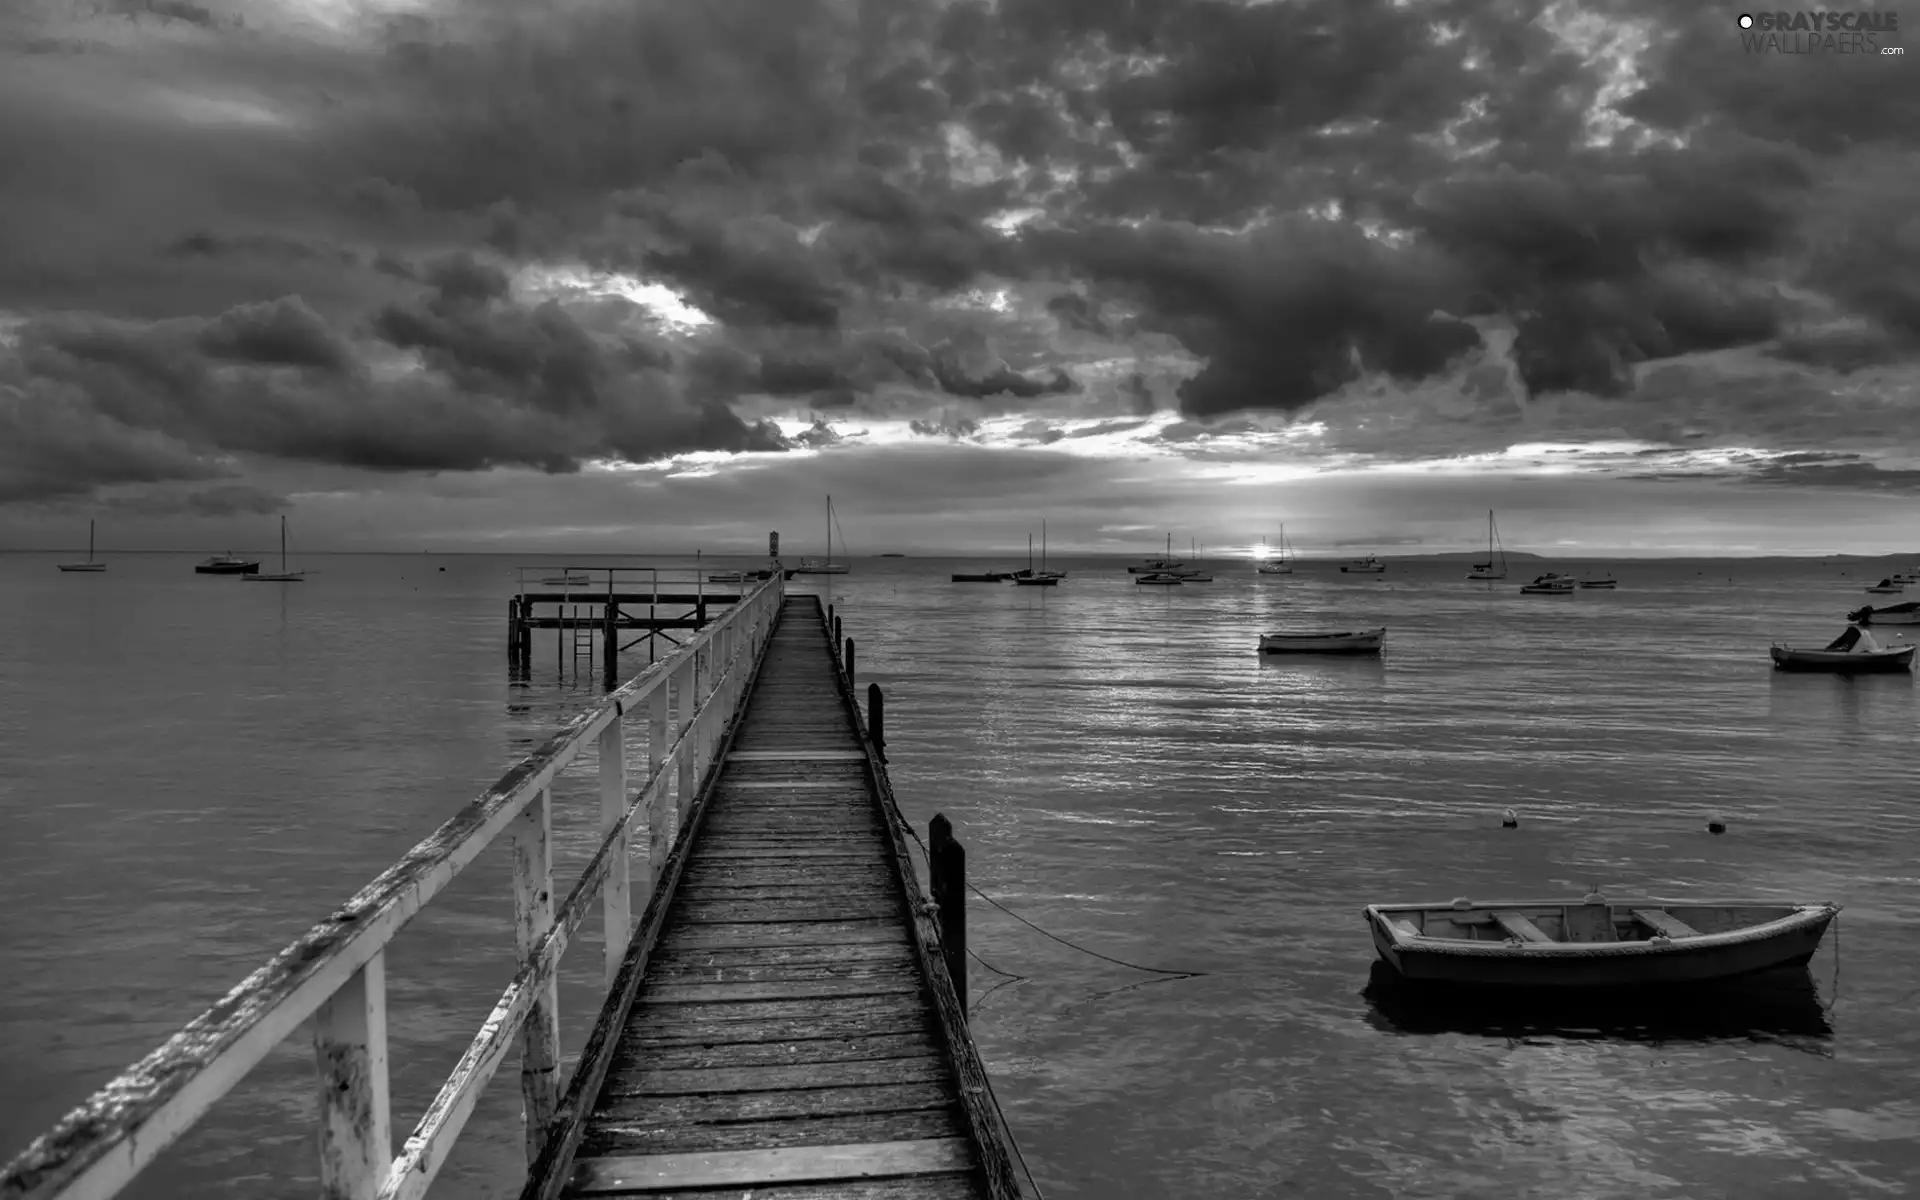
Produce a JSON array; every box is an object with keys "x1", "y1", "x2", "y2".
[{"x1": 3, "y1": 551, "x2": 1918, "y2": 1198}]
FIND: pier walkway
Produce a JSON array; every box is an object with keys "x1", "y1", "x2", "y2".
[{"x1": 0, "y1": 580, "x2": 1033, "y2": 1200}]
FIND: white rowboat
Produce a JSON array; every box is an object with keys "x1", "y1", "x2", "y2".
[
  {"x1": 1258, "y1": 627, "x2": 1386, "y2": 654},
  {"x1": 1365, "y1": 897, "x2": 1839, "y2": 988}
]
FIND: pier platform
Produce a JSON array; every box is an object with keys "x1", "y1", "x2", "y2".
[{"x1": 1, "y1": 580, "x2": 1033, "y2": 1200}]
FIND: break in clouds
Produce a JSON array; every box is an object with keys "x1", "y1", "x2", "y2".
[{"x1": 0, "y1": 0, "x2": 1916, "y2": 510}]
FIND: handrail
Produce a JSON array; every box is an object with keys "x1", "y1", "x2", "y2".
[{"x1": 0, "y1": 574, "x2": 786, "y2": 1200}]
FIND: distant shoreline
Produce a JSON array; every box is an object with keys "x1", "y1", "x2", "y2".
[{"x1": 3, "y1": 549, "x2": 1912, "y2": 562}]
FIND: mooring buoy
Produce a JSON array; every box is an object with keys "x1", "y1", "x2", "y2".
[
  {"x1": 1707, "y1": 819, "x2": 1726, "y2": 835},
  {"x1": 1501, "y1": 807, "x2": 1518, "y2": 829}
]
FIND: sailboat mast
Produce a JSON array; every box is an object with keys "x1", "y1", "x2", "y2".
[
  {"x1": 826, "y1": 495, "x2": 831, "y2": 564},
  {"x1": 1027, "y1": 533, "x2": 1033, "y2": 572},
  {"x1": 88, "y1": 519, "x2": 95, "y2": 562},
  {"x1": 1488, "y1": 509, "x2": 1493, "y2": 563},
  {"x1": 280, "y1": 515, "x2": 287, "y2": 572},
  {"x1": 1042, "y1": 519, "x2": 1047, "y2": 572}
]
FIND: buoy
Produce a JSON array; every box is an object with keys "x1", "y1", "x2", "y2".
[
  {"x1": 1707, "y1": 819, "x2": 1726, "y2": 835},
  {"x1": 1501, "y1": 807, "x2": 1518, "y2": 829}
]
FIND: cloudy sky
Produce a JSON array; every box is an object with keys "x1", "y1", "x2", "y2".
[{"x1": 1, "y1": 0, "x2": 1915, "y2": 558}]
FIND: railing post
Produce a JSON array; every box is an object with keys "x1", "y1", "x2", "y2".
[
  {"x1": 647, "y1": 684, "x2": 670, "y2": 882},
  {"x1": 834, "y1": 614, "x2": 843, "y2": 648},
  {"x1": 510, "y1": 786, "x2": 560, "y2": 1162},
  {"x1": 867, "y1": 682, "x2": 885, "y2": 761},
  {"x1": 928, "y1": 814, "x2": 967, "y2": 1016},
  {"x1": 844, "y1": 636, "x2": 856, "y2": 685},
  {"x1": 598, "y1": 707, "x2": 630, "y2": 988},
  {"x1": 312, "y1": 951, "x2": 392, "y2": 1200}
]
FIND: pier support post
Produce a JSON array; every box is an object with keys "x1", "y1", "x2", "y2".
[
  {"x1": 508, "y1": 598, "x2": 521, "y2": 663},
  {"x1": 510, "y1": 786, "x2": 561, "y2": 1162},
  {"x1": 598, "y1": 707, "x2": 630, "y2": 988},
  {"x1": 833, "y1": 614, "x2": 843, "y2": 649},
  {"x1": 602, "y1": 598, "x2": 618, "y2": 691},
  {"x1": 929, "y1": 814, "x2": 966, "y2": 1016},
  {"x1": 312, "y1": 951, "x2": 392, "y2": 1200},
  {"x1": 844, "y1": 636, "x2": 856, "y2": 685},
  {"x1": 867, "y1": 682, "x2": 885, "y2": 761}
]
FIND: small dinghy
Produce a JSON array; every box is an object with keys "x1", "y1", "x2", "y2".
[
  {"x1": 1848, "y1": 601, "x2": 1920, "y2": 626},
  {"x1": 1577, "y1": 575, "x2": 1616, "y2": 589},
  {"x1": 951, "y1": 572, "x2": 1007, "y2": 582},
  {"x1": 1364, "y1": 894, "x2": 1839, "y2": 988},
  {"x1": 1258, "y1": 627, "x2": 1386, "y2": 655},
  {"x1": 1770, "y1": 624, "x2": 1915, "y2": 673},
  {"x1": 1865, "y1": 577, "x2": 1906, "y2": 594}
]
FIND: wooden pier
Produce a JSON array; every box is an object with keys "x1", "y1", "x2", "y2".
[
  {"x1": 0, "y1": 577, "x2": 1037, "y2": 1200},
  {"x1": 508, "y1": 567, "x2": 747, "y2": 685}
]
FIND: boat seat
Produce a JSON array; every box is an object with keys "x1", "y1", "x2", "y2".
[
  {"x1": 1631, "y1": 909, "x2": 1702, "y2": 938},
  {"x1": 1491, "y1": 910, "x2": 1554, "y2": 944}
]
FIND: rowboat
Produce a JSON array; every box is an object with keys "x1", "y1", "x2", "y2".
[
  {"x1": 1771, "y1": 625, "x2": 1915, "y2": 672},
  {"x1": 1258, "y1": 627, "x2": 1386, "y2": 655},
  {"x1": 1848, "y1": 601, "x2": 1920, "y2": 625},
  {"x1": 1364, "y1": 895, "x2": 1839, "y2": 988}
]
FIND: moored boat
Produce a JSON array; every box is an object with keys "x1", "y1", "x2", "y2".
[
  {"x1": 1364, "y1": 894, "x2": 1840, "y2": 988},
  {"x1": 1864, "y1": 577, "x2": 1905, "y2": 594},
  {"x1": 1465, "y1": 510, "x2": 1506, "y2": 580},
  {"x1": 951, "y1": 572, "x2": 1007, "y2": 583},
  {"x1": 1135, "y1": 572, "x2": 1184, "y2": 586},
  {"x1": 1258, "y1": 626, "x2": 1386, "y2": 655},
  {"x1": 1770, "y1": 624, "x2": 1915, "y2": 672},
  {"x1": 1519, "y1": 573, "x2": 1575, "y2": 595},
  {"x1": 1577, "y1": 575, "x2": 1617, "y2": 589},
  {"x1": 1848, "y1": 601, "x2": 1920, "y2": 625},
  {"x1": 1340, "y1": 554, "x2": 1385, "y2": 574},
  {"x1": 194, "y1": 553, "x2": 260, "y2": 575},
  {"x1": 58, "y1": 519, "x2": 107, "y2": 572}
]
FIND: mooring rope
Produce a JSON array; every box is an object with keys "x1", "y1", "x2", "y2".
[{"x1": 902, "y1": 821, "x2": 1208, "y2": 979}]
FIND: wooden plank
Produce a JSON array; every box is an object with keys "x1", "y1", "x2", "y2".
[
  {"x1": 675, "y1": 900, "x2": 901, "y2": 924},
  {"x1": 642, "y1": 976, "x2": 923, "y2": 1005},
  {"x1": 692, "y1": 847, "x2": 881, "y2": 861},
  {"x1": 569, "y1": 1138, "x2": 975, "y2": 1193},
  {"x1": 581, "y1": 1110, "x2": 964, "y2": 1158},
  {"x1": 658, "y1": 920, "x2": 906, "y2": 950},
  {"x1": 596, "y1": 1081, "x2": 954, "y2": 1127},
  {"x1": 628, "y1": 998, "x2": 929, "y2": 1040},
  {"x1": 611, "y1": 1176, "x2": 980, "y2": 1200},
  {"x1": 1632, "y1": 908, "x2": 1702, "y2": 938},
  {"x1": 650, "y1": 941, "x2": 910, "y2": 969},
  {"x1": 613, "y1": 1032, "x2": 939, "y2": 1073},
  {"x1": 606, "y1": 1056, "x2": 950, "y2": 1096},
  {"x1": 1491, "y1": 911, "x2": 1554, "y2": 944},
  {"x1": 718, "y1": 779, "x2": 866, "y2": 790},
  {"x1": 727, "y1": 750, "x2": 870, "y2": 761}
]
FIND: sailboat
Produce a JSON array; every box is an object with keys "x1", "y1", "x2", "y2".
[
  {"x1": 1466, "y1": 510, "x2": 1507, "y2": 580},
  {"x1": 1256, "y1": 527, "x2": 1293, "y2": 575},
  {"x1": 57, "y1": 520, "x2": 107, "y2": 572},
  {"x1": 790, "y1": 495, "x2": 851, "y2": 575},
  {"x1": 1137, "y1": 533, "x2": 1185, "y2": 585},
  {"x1": 245, "y1": 515, "x2": 306, "y2": 582},
  {"x1": 1172, "y1": 538, "x2": 1213, "y2": 582},
  {"x1": 1013, "y1": 520, "x2": 1062, "y2": 585}
]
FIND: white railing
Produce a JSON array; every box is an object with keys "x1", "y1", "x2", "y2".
[{"x1": 0, "y1": 575, "x2": 787, "y2": 1200}]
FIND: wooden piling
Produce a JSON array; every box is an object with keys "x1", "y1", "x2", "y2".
[
  {"x1": 929, "y1": 813, "x2": 967, "y2": 1016},
  {"x1": 844, "y1": 635, "x2": 856, "y2": 684},
  {"x1": 867, "y1": 681, "x2": 885, "y2": 760}
]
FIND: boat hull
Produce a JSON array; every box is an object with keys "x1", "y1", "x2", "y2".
[
  {"x1": 1340, "y1": 567, "x2": 1384, "y2": 574},
  {"x1": 1519, "y1": 586, "x2": 1573, "y2": 594},
  {"x1": 1012, "y1": 575, "x2": 1059, "y2": 586},
  {"x1": 57, "y1": 563, "x2": 106, "y2": 572},
  {"x1": 1850, "y1": 604, "x2": 1920, "y2": 625},
  {"x1": 1259, "y1": 627, "x2": 1386, "y2": 654},
  {"x1": 246, "y1": 573, "x2": 305, "y2": 582},
  {"x1": 951, "y1": 573, "x2": 1004, "y2": 583},
  {"x1": 195, "y1": 562, "x2": 260, "y2": 575},
  {"x1": 1578, "y1": 580, "x2": 1617, "y2": 589},
  {"x1": 1366, "y1": 902, "x2": 1837, "y2": 988},
  {"x1": 1770, "y1": 644, "x2": 1915, "y2": 672}
]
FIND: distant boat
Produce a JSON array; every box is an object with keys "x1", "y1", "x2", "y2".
[
  {"x1": 1465, "y1": 511, "x2": 1506, "y2": 580},
  {"x1": 1256, "y1": 527, "x2": 1293, "y2": 575},
  {"x1": 57, "y1": 520, "x2": 106, "y2": 572},
  {"x1": 245, "y1": 515, "x2": 306, "y2": 582},
  {"x1": 1170, "y1": 538, "x2": 1211, "y2": 582},
  {"x1": 1771, "y1": 625, "x2": 1915, "y2": 673},
  {"x1": 1578, "y1": 576, "x2": 1617, "y2": 589},
  {"x1": 1864, "y1": 577, "x2": 1906, "y2": 594},
  {"x1": 1258, "y1": 627, "x2": 1386, "y2": 655},
  {"x1": 951, "y1": 572, "x2": 1006, "y2": 583},
  {"x1": 1012, "y1": 522, "x2": 1062, "y2": 586},
  {"x1": 1128, "y1": 532, "x2": 1184, "y2": 574},
  {"x1": 1848, "y1": 601, "x2": 1920, "y2": 626},
  {"x1": 1365, "y1": 895, "x2": 1840, "y2": 987},
  {"x1": 1135, "y1": 572, "x2": 1184, "y2": 586},
  {"x1": 878, "y1": 553, "x2": 906, "y2": 558},
  {"x1": 1340, "y1": 554, "x2": 1385, "y2": 575},
  {"x1": 790, "y1": 495, "x2": 852, "y2": 574},
  {"x1": 1519, "y1": 573, "x2": 1575, "y2": 595},
  {"x1": 195, "y1": 552, "x2": 260, "y2": 575}
]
